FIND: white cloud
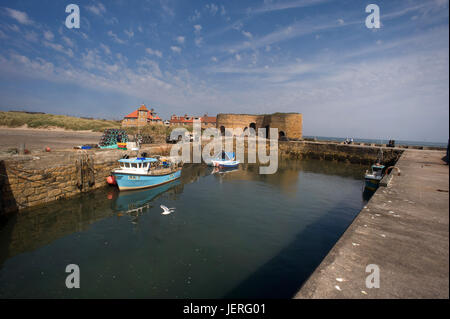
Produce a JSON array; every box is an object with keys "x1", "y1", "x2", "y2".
[
  {"x1": 176, "y1": 36, "x2": 185, "y2": 44},
  {"x1": 223, "y1": 17, "x2": 357, "y2": 53},
  {"x1": 337, "y1": 19, "x2": 345, "y2": 25},
  {"x1": 205, "y1": 3, "x2": 219, "y2": 16},
  {"x1": 5, "y1": 8, "x2": 33, "y2": 25},
  {"x1": 232, "y1": 21, "x2": 243, "y2": 31},
  {"x1": 8, "y1": 24, "x2": 20, "y2": 32},
  {"x1": 253, "y1": 0, "x2": 331, "y2": 14},
  {"x1": 195, "y1": 37, "x2": 203, "y2": 47},
  {"x1": 105, "y1": 16, "x2": 118, "y2": 25},
  {"x1": 62, "y1": 36, "x2": 75, "y2": 48},
  {"x1": 242, "y1": 30, "x2": 253, "y2": 39},
  {"x1": 136, "y1": 58, "x2": 162, "y2": 78},
  {"x1": 124, "y1": 29, "x2": 134, "y2": 38},
  {"x1": 189, "y1": 9, "x2": 201, "y2": 22},
  {"x1": 43, "y1": 41, "x2": 74, "y2": 57},
  {"x1": 85, "y1": 3, "x2": 106, "y2": 16},
  {"x1": 107, "y1": 30, "x2": 125, "y2": 44},
  {"x1": 146, "y1": 48, "x2": 163, "y2": 58},
  {"x1": 194, "y1": 24, "x2": 202, "y2": 33},
  {"x1": 44, "y1": 31, "x2": 54, "y2": 41},
  {"x1": 235, "y1": 54, "x2": 241, "y2": 61},
  {"x1": 100, "y1": 43, "x2": 111, "y2": 55},
  {"x1": 171, "y1": 46, "x2": 182, "y2": 53},
  {"x1": 220, "y1": 5, "x2": 226, "y2": 16},
  {"x1": 160, "y1": 0, "x2": 175, "y2": 18},
  {"x1": 211, "y1": 56, "x2": 218, "y2": 62}
]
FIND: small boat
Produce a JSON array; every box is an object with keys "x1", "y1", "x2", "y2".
[
  {"x1": 110, "y1": 156, "x2": 182, "y2": 191},
  {"x1": 209, "y1": 151, "x2": 240, "y2": 168},
  {"x1": 364, "y1": 163, "x2": 385, "y2": 191}
]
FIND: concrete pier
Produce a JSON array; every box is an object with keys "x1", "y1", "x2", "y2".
[{"x1": 295, "y1": 150, "x2": 449, "y2": 298}]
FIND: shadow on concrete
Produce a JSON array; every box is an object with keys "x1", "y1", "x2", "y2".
[{"x1": 223, "y1": 200, "x2": 363, "y2": 299}]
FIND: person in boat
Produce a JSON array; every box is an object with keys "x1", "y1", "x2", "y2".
[{"x1": 221, "y1": 150, "x2": 226, "y2": 160}]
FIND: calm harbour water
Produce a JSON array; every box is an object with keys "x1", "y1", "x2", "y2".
[{"x1": 0, "y1": 159, "x2": 368, "y2": 298}]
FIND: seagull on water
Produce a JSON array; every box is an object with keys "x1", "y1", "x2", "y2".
[{"x1": 160, "y1": 205, "x2": 175, "y2": 215}]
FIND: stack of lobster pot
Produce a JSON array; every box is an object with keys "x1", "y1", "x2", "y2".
[{"x1": 99, "y1": 129, "x2": 129, "y2": 147}]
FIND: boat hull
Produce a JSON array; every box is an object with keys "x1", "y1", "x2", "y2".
[
  {"x1": 364, "y1": 178, "x2": 380, "y2": 191},
  {"x1": 218, "y1": 162, "x2": 239, "y2": 168},
  {"x1": 112, "y1": 169, "x2": 181, "y2": 191},
  {"x1": 211, "y1": 160, "x2": 240, "y2": 168}
]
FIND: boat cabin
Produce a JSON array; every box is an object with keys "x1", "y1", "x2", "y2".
[
  {"x1": 118, "y1": 158, "x2": 158, "y2": 171},
  {"x1": 215, "y1": 151, "x2": 235, "y2": 161},
  {"x1": 371, "y1": 164, "x2": 385, "y2": 177}
]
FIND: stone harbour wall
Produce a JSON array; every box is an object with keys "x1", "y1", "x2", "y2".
[
  {"x1": 0, "y1": 145, "x2": 172, "y2": 216},
  {"x1": 279, "y1": 141, "x2": 403, "y2": 165}
]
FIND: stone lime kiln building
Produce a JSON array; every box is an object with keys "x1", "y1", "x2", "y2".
[{"x1": 216, "y1": 113, "x2": 303, "y2": 140}]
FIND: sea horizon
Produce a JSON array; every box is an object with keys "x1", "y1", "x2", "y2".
[{"x1": 303, "y1": 136, "x2": 448, "y2": 148}]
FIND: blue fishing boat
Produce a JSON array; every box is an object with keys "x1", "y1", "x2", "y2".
[
  {"x1": 364, "y1": 163, "x2": 385, "y2": 191},
  {"x1": 110, "y1": 157, "x2": 182, "y2": 191}
]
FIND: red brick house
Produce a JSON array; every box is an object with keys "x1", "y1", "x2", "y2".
[
  {"x1": 121, "y1": 104, "x2": 162, "y2": 127},
  {"x1": 169, "y1": 114, "x2": 216, "y2": 128}
]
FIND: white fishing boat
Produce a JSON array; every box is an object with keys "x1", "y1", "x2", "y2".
[
  {"x1": 364, "y1": 163, "x2": 385, "y2": 191},
  {"x1": 208, "y1": 151, "x2": 240, "y2": 168}
]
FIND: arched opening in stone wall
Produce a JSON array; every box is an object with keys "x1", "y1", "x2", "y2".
[
  {"x1": 279, "y1": 131, "x2": 287, "y2": 140},
  {"x1": 264, "y1": 125, "x2": 270, "y2": 139},
  {"x1": 249, "y1": 123, "x2": 256, "y2": 136},
  {"x1": 220, "y1": 126, "x2": 225, "y2": 135}
]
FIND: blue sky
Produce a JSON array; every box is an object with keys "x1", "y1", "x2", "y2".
[{"x1": 0, "y1": 0, "x2": 448, "y2": 142}]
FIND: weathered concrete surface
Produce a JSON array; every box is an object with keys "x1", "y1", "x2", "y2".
[
  {"x1": 295, "y1": 150, "x2": 449, "y2": 298},
  {"x1": 0, "y1": 127, "x2": 103, "y2": 152}
]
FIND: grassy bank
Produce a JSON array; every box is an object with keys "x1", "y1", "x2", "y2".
[{"x1": 0, "y1": 111, "x2": 121, "y2": 132}]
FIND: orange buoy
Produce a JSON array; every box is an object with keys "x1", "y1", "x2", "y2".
[{"x1": 106, "y1": 175, "x2": 116, "y2": 185}]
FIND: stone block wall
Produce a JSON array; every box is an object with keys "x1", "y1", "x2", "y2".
[
  {"x1": 0, "y1": 145, "x2": 172, "y2": 216},
  {"x1": 278, "y1": 141, "x2": 403, "y2": 165},
  {"x1": 216, "y1": 113, "x2": 303, "y2": 139}
]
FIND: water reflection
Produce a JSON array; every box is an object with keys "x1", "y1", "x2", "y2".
[
  {"x1": 110, "y1": 180, "x2": 182, "y2": 225},
  {"x1": 0, "y1": 159, "x2": 368, "y2": 298}
]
